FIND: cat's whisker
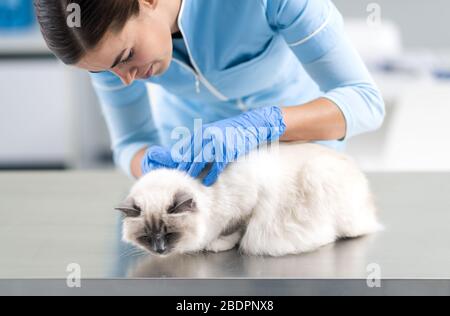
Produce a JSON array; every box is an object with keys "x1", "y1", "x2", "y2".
[
  {"x1": 120, "y1": 247, "x2": 147, "y2": 258},
  {"x1": 130, "y1": 251, "x2": 148, "y2": 258},
  {"x1": 123, "y1": 249, "x2": 146, "y2": 256},
  {"x1": 119, "y1": 247, "x2": 137, "y2": 255}
]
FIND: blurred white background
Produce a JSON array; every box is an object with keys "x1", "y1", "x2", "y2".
[{"x1": 0, "y1": 0, "x2": 449, "y2": 172}]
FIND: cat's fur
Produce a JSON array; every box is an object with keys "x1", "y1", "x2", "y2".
[{"x1": 116, "y1": 142, "x2": 382, "y2": 257}]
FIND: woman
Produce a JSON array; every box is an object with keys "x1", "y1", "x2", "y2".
[{"x1": 34, "y1": 0, "x2": 385, "y2": 186}]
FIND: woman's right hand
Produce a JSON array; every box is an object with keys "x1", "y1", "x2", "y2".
[{"x1": 140, "y1": 146, "x2": 178, "y2": 177}]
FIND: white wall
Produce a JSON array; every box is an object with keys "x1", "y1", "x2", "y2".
[{"x1": 334, "y1": 0, "x2": 450, "y2": 50}]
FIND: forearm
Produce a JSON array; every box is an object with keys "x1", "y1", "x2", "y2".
[
  {"x1": 131, "y1": 147, "x2": 147, "y2": 179},
  {"x1": 131, "y1": 98, "x2": 345, "y2": 179},
  {"x1": 90, "y1": 71, "x2": 162, "y2": 178},
  {"x1": 280, "y1": 98, "x2": 346, "y2": 142}
]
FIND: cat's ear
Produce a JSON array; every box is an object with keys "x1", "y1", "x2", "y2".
[
  {"x1": 168, "y1": 191, "x2": 197, "y2": 214},
  {"x1": 115, "y1": 197, "x2": 141, "y2": 218}
]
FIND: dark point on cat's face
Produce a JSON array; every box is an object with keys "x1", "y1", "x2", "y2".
[
  {"x1": 138, "y1": 230, "x2": 182, "y2": 255},
  {"x1": 118, "y1": 190, "x2": 199, "y2": 256}
]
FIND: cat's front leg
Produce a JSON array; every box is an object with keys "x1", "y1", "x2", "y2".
[{"x1": 205, "y1": 231, "x2": 242, "y2": 253}]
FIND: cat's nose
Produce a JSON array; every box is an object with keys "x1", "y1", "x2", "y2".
[{"x1": 152, "y1": 236, "x2": 166, "y2": 254}]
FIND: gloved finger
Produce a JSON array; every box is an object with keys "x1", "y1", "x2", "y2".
[
  {"x1": 177, "y1": 161, "x2": 192, "y2": 173},
  {"x1": 173, "y1": 138, "x2": 193, "y2": 163},
  {"x1": 187, "y1": 159, "x2": 207, "y2": 178},
  {"x1": 148, "y1": 146, "x2": 177, "y2": 169},
  {"x1": 202, "y1": 162, "x2": 226, "y2": 187},
  {"x1": 142, "y1": 159, "x2": 165, "y2": 174},
  {"x1": 142, "y1": 147, "x2": 176, "y2": 174}
]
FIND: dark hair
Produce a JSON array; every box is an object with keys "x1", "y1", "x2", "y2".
[{"x1": 34, "y1": 0, "x2": 140, "y2": 65}]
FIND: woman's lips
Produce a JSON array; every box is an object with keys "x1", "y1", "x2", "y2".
[{"x1": 144, "y1": 64, "x2": 154, "y2": 79}]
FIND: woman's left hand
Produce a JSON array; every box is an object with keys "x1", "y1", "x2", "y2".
[{"x1": 174, "y1": 105, "x2": 287, "y2": 186}]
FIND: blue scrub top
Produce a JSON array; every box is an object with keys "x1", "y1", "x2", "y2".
[{"x1": 90, "y1": 0, "x2": 385, "y2": 177}]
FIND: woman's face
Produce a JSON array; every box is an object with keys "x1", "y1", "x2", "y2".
[{"x1": 76, "y1": 0, "x2": 180, "y2": 85}]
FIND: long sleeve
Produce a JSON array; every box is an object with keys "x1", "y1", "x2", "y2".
[
  {"x1": 90, "y1": 71, "x2": 161, "y2": 177},
  {"x1": 266, "y1": 0, "x2": 385, "y2": 140}
]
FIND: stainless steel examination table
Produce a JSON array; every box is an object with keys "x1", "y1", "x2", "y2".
[{"x1": 0, "y1": 171, "x2": 449, "y2": 295}]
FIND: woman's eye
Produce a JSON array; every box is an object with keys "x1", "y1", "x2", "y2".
[{"x1": 121, "y1": 50, "x2": 134, "y2": 65}]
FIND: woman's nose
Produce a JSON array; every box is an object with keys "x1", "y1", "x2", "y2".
[{"x1": 113, "y1": 67, "x2": 138, "y2": 86}]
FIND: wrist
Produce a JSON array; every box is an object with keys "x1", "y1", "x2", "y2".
[
  {"x1": 270, "y1": 105, "x2": 287, "y2": 138},
  {"x1": 252, "y1": 105, "x2": 287, "y2": 141},
  {"x1": 132, "y1": 147, "x2": 148, "y2": 179}
]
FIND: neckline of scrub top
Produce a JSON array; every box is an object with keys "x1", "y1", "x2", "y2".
[
  {"x1": 172, "y1": 34, "x2": 192, "y2": 68},
  {"x1": 172, "y1": 31, "x2": 183, "y2": 39}
]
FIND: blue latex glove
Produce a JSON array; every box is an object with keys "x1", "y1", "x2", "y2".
[
  {"x1": 141, "y1": 146, "x2": 177, "y2": 175},
  {"x1": 174, "y1": 106, "x2": 287, "y2": 186}
]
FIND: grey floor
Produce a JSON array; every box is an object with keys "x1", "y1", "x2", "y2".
[{"x1": 0, "y1": 170, "x2": 449, "y2": 280}]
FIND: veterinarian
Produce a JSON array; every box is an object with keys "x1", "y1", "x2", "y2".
[{"x1": 35, "y1": 0, "x2": 385, "y2": 186}]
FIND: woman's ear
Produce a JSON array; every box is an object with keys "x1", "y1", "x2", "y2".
[
  {"x1": 115, "y1": 196, "x2": 142, "y2": 218},
  {"x1": 139, "y1": 0, "x2": 158, "y2": 11}
]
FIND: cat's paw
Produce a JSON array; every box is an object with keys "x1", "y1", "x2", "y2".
[
  {"x1": 206, "y1": 238, "x2": 236, "y2": 253},
  {"x1": 205, "y1": 233, "x2": 241, "y2": 253}
]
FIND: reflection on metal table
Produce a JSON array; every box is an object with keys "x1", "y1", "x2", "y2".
[{"x1": 0, "y1": 171, "x2": 449, "y2": 295}]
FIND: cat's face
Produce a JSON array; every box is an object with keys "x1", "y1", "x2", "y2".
[{"x1": 116, "y1": 170, "x2": 207, "y2": 256}]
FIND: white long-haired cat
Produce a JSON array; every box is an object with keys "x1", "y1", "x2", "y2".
[{"x1": 116, "y1": 142, "x2": 382, "y2": 257}]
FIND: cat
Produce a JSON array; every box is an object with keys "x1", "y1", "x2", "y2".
[{"x1": 116, "y1": 142, "x2": 382, "y2": 257}]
